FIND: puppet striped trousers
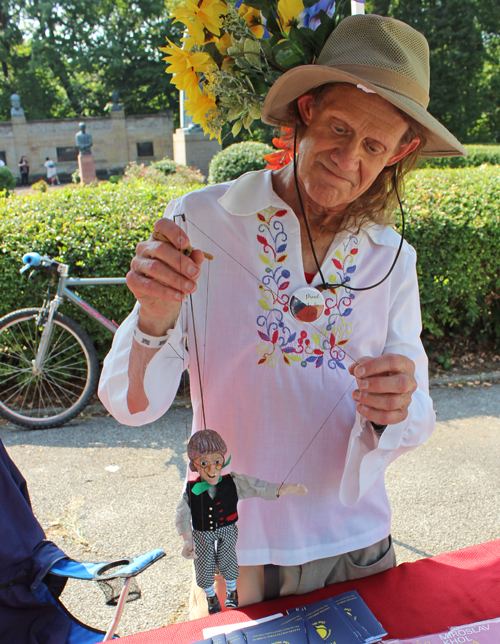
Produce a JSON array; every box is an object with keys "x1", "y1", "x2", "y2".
[{"x1": 193, "y1": 524, "x2": 239, "y2": 588}]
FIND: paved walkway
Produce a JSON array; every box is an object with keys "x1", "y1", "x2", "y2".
[{"x1": 1, "y1": 382, "x2": 499, "y2": 637}]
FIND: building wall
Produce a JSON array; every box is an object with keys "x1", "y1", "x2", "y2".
[{"x1": 0, "y1": 110, "x2": 174, "y2": 180}]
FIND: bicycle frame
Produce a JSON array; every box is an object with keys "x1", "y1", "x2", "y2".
[{"x1": 33, "y1": 261, "x2": 126, "y2": 373}]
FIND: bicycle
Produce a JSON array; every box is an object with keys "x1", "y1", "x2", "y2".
[{"x1": 0, "y1": 252, "x2": 127, "y2": 429}]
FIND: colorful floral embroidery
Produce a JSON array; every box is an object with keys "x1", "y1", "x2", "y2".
[{"x1": 255, "y1": 208, "x2": 357, "y2": 369}]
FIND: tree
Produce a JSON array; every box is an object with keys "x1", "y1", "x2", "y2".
[
  {"x1": 367, "y1": 0, "x2": 500, "y2": 143},
  {"x1": 0, "y1": 0, "x2": 183, "y2": 120}
]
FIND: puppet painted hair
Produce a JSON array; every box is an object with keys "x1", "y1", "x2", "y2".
[{"x1": 187, "y1": 429, "x2": 227, "y2": 472}]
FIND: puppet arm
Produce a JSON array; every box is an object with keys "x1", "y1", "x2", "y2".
[
  {"x1": 175, "y1": 494, "x2": 197, "y2": 560},
  {"x1": 277, "y1": 482, "x2": 308, "y2": 496},
  {"x1": 231, "y1": 473, "x2": 307, "y2": 500}
]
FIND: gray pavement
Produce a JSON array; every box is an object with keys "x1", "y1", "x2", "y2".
[{"x1": 1, "y1": 383, "x2": 499, "y2": 637}]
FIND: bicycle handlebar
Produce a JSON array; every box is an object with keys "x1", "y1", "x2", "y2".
[{"x1": 21, "y1": 252, "x2": 60, "y2": 275}]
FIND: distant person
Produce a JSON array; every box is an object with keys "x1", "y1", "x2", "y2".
[
  {"x1": 18, "y1": 156, "x2": 29, "y2": 186},
  {"x1": 44, "y1": 157, "x2": 60, "y2": 185},
  {"x1": 0, "y1": 158, "x2": 5, "y2": 167}
]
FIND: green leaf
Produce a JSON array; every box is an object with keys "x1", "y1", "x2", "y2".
[{"x1": 232, "y1": 120, "x2": 243, "y2": 137}]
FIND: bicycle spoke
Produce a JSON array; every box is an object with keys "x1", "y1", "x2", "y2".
[
  {"x1": 43, "y1": 372, "x2": 85, "y2": 398},
  {"x1": 0, "y1": 376, "x2": 34, "y2": 406},
  {"x1": 45, "y1": 339, "x2": 85, "y2": 364},
  {"x1": 43, "y1": 375, "x2": 76, "y2": 408},
  {"x1": 0, "y1": 330, "x2": 34, "y2": 366}
]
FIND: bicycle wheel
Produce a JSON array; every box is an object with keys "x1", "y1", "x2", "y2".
[{"x1": 0, "y1": 308, "x2": 100, "y2": 429}]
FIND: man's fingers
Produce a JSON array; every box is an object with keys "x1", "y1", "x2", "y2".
[
  {"x1": 354, "y1": 372, "x2": 416, "y2": 395},
  {"x1": 349, "y1": 354, "x2": 415, "y2": 379},
  {"x1": 355, "y1": 403, "x2": 410, "y2": 426},
  {"x1": 352, "y1": 389, "x2": 413, "y2": 412},
  {"x1": 153, "y1": 217, "x2": 190, "y2": 251}
]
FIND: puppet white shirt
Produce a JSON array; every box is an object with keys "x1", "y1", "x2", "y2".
[{"x1": 99, "y1": 170, "x2": 435, "y2": 566}]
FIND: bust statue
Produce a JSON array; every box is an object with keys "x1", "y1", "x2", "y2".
[
  {"x1": 10, "y1": 93, "x2": 25, "y2": 117},
  {"x1": 76, "y1": 122, "x2": 93, "y2": 155},
  {"x1": 111, "y1": 91, "x2": 123, "y2": 111}
]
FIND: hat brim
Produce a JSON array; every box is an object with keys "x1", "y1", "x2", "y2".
[{"x1": 261, "y1": 65, "x2": 467, "y2": 158}]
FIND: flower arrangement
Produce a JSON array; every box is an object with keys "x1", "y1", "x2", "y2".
[{"x1": 160, "y1": 0, "x2": 347, "y2": 141}]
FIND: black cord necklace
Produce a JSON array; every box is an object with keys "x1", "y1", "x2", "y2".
[{"x1": 292, "y1": 129, "x2": 406, "y2": 292}]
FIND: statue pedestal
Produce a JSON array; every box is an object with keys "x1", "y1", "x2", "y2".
[
  {"x1": 173, "y1": 127, "x2": 221, "y2": 179},
  {"x1": 78, "y1": 154, "x2": 97, "y2": 184}
]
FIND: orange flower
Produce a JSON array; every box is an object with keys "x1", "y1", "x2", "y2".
[{"x1": 264, "y1": 134, "x2": 294, "y2": 169}]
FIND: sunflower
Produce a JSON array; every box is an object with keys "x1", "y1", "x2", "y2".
[
  {"x1": 238, "y1": 4, "x2": 265, "y2": 38},
  {"x1": 277, "y1": 0, "x2": 304, "y2": 34},
  {"x1": 173, "y1": 0, "x2": 228, "y2": 46},
  {"x1": 184, "y1": 91, "x2": 221, "y2": 142},
  {"x1": 160, "y1": 40, "x2": 216, "y2": 101}
]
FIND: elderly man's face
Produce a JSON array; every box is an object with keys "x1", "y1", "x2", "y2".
[{"x1": 296, "y1": 84, "x2": 419, "y2": 212}]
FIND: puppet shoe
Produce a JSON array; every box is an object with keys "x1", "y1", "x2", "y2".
[
  {"x1": 207, "y1": 595, "x2": 222, "y2": 615},
  {"x1": 225, "y1": 590, "x2": 238, "y2": 609}
]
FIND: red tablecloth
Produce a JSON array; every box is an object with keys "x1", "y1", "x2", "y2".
[{"x1": 120, "y1": 540, "x2": 500, "y2": 644}]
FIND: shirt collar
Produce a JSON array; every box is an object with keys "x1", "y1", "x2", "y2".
[
  {"x1": 217, "y1": 169, "x2": 404, "y2": 251},
  {"x1": 218, "y1": 169, "x2": 289, "y2": 216}
]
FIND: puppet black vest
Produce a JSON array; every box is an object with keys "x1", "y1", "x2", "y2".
[{"x1": 187, "y1": 475, "x2": 239, "y2": 531}]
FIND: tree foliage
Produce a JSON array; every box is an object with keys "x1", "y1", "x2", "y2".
[
  {"x1": 367, "y1": 0, "x2": 500, "y2": 143},
  {"x1": 0, "y1": 0, "x2": 183, "y2": 120}
]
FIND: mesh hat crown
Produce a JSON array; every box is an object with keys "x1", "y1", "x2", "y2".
[{"x1": 262, "y1": 14, "x2": 466, "y2": 158}]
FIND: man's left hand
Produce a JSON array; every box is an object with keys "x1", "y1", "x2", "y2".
[{"x1": 348, "y1": 354, "x2": 417, "y2": 426}]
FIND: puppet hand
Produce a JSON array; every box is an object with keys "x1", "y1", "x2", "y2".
[
  {"x1": 127, "y1": 217, "x2": 205, "y2": 335},
  {"x1": 348, "y1": 354, "x2": 417, "y2": 426},
  {"x1": 181, "y1": 534, "x2": 197, "y2": 560},
  {"x1": 278, "y1": 483, "x2": 308, "y2": 497}
]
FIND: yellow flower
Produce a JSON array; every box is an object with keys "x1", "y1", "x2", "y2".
[
  {"x1": 160, "y1": 40, "x2": 216, "y2": 100},
  {"x1": 173, "y1": 0, "x2": 228, "y2": 45},
  {"x1": 215, "y1": 33, "x2": 233, "y2": 55},
  {"x1": 277, "y1": 0, "x2": 304, "y2": 34},
  {"x1": 238, "y1": 4, "x2": 265, "y2": 38},
  {"x1": 184, "y1": 91, "x2": 221, "y2": 142}
]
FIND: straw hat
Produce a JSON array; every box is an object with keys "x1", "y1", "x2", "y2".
[{"x1": 262, "y1": 14, "x2": 466, "y2": 158}]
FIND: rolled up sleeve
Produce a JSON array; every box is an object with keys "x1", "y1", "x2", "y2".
[{"x1": 340, "y1": 247, "x2": 435, "y2": 506}]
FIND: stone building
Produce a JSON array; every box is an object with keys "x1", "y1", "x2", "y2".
[{"x1": 0, "y1": 99, "x2": 221, "y2": 182}]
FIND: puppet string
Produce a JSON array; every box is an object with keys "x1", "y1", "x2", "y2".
[
  {"x1": 185, "y1": 216, "x2": 361, "y2": 368},
  {"x1": 277, "y1": 377, "x2": 356, "y2": 494}
]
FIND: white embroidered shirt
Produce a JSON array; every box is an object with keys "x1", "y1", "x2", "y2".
[{"x1": 99, "y1": 170, "x2": 435, "y2": 566}]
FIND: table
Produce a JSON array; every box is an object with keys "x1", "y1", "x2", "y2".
[{"x1": 120, "y1": 540, "x2": 500, "y2": 643}]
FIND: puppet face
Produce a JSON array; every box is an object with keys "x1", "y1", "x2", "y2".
[{"x1": 193, "y1": 452, "x2": 225, "y2": 485}]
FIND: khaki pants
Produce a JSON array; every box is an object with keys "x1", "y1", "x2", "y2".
[{"x1": 190, "y1": 536, "x2": 395, "y2": 619}]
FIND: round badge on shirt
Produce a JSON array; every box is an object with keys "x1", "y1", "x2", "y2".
[{"x1": 289, "y1": 286, "x2": 325, "y2": 323}]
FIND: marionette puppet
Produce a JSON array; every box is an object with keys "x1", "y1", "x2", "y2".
[{"x1": 176, "y1": 429, "x2": 307, "y2": 615}]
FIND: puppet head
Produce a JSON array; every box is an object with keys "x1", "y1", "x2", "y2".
[{"x1": 187, "y1": 430, "x2": 227, "y2": 473}]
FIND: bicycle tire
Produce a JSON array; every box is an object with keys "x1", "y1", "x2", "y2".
[{"x1": 0, "y1": 308, "x2": 100, "y2": 429}]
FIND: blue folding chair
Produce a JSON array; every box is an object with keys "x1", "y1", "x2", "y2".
[{"x1": 0, "y1": 438, "x2": 165, "y2": 644}]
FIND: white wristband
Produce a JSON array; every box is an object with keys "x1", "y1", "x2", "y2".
[{"x1": 133, "y1": 326, "x2": 171, "y2": 348}]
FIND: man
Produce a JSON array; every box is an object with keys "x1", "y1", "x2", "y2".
[{"x1": 99, "y1": 14, "x2": 466, "y2": 615}]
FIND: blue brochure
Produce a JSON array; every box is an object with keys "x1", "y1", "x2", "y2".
[
  {"x1": 301, "y1": 598, "x2": 364, "y2": 644},
  {"x1": 243, "y1": 614, "x2": 309, "y2": 644},
  {"x1": 226, "y1": 630, "x2": 246, "y2": 644},
  {"x1": 212, "y1": 635, "x2": 227, "y2": 644},
  {"x1": 332, "y1": 591, "x2": 387, "y2": 643}
]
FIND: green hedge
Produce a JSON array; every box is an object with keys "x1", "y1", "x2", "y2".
[
  {"x1": 0, "y1": 168, "x2": 499, "y2": 364},
  {"x1": 404, "y1": 167, "x2": 500, "y2": 339},
  {"x1": 0, "y1": 182, "x2": 199, "y2": 359},
  {"x1": 419, "y1": 145, "x2": 500, "y2": 168},
  {"x1": 208, "y1": 141, "x2": 274, "y2": 184}
]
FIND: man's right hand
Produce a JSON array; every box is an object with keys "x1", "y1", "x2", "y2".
[{"x1": 126, "y1": 217, "x2": 205, "y2": 335}]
